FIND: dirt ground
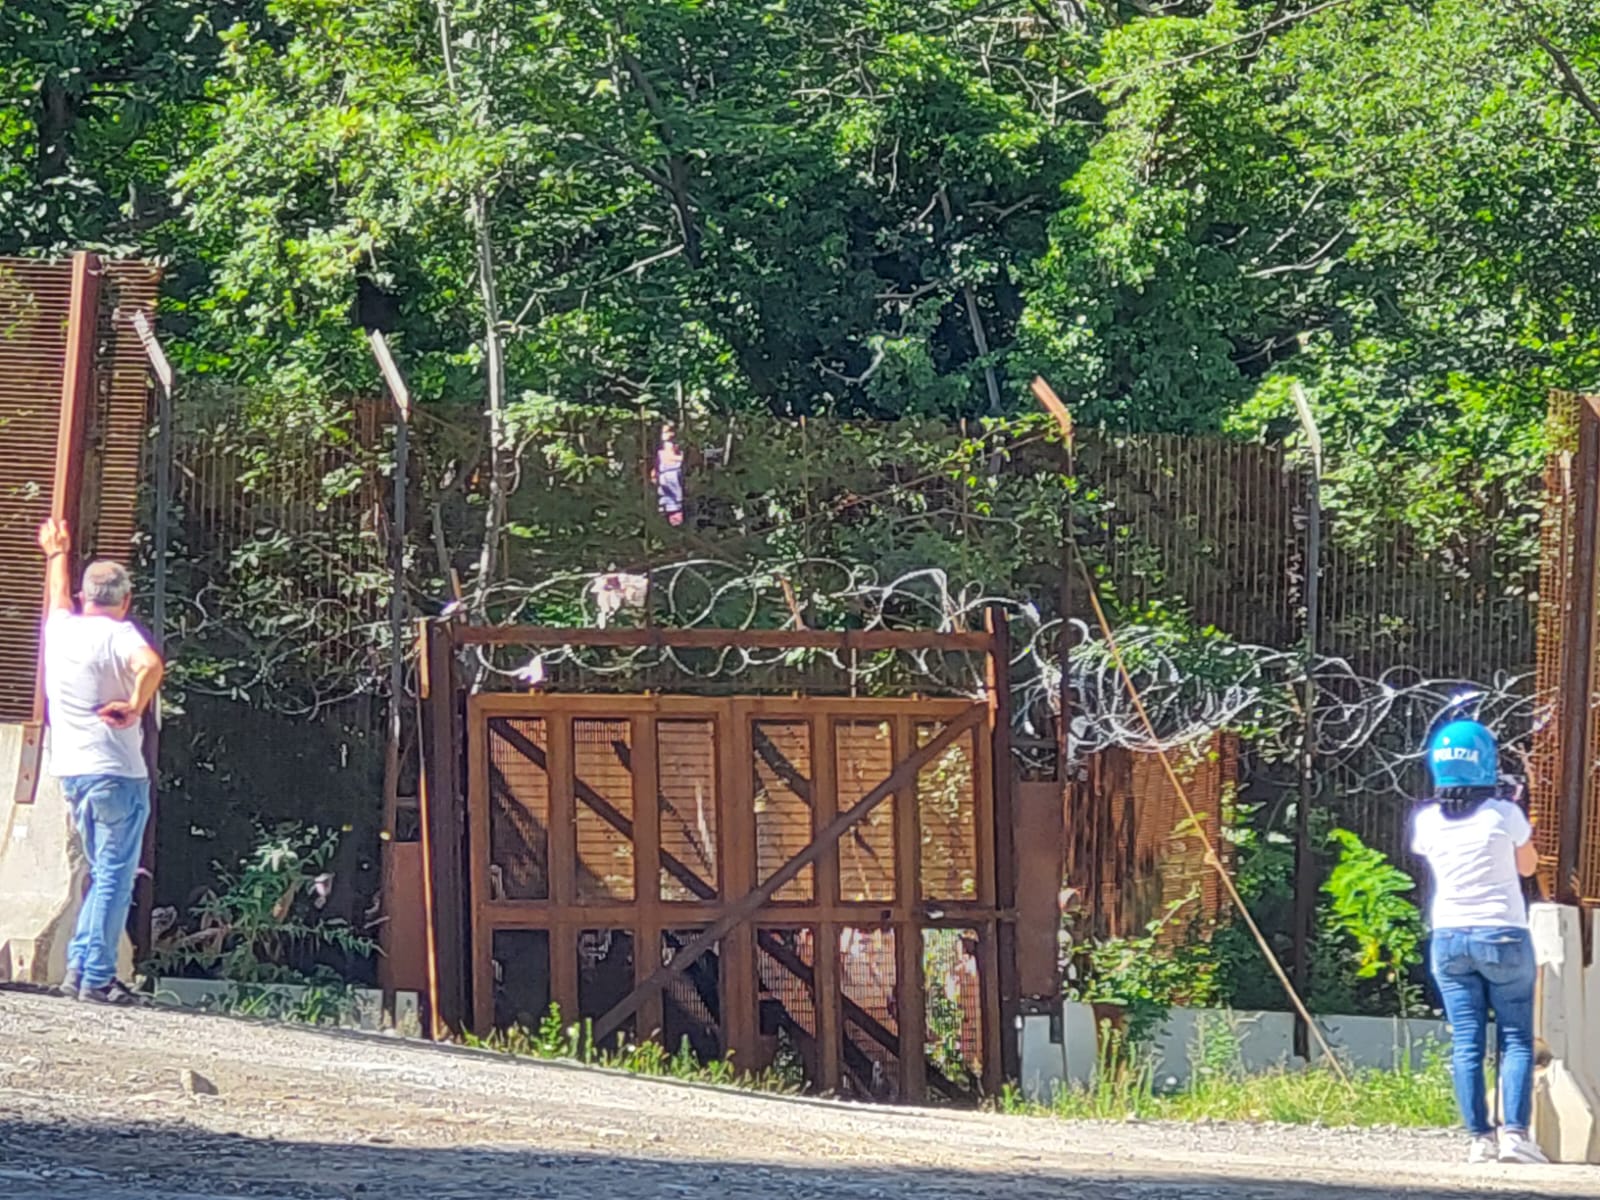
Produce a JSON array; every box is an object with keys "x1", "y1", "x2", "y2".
[{"x1": 0, "y1": 988, "x2": 1595, "y2": 1199}]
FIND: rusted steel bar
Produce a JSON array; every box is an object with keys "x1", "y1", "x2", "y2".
[
  {"x1": 1556, "y1": 396, "x2": 1600, "y2": 906},
  {"x1": 31, "y1": 252, "x2": 102, "y2": 729},
  {"x1": 588, "y1": 705, "x2": 986, "y2": 1046},
  {"x1": 1294, "y1": 451, "x2": 1323, "y2": 1059},
  {"x1": 984, "y1": 603, "x2": 1021, "y2": 1085},
  {"x1": 417, "y1": 618, "x2": 469, "y2": 1037},
  {"x1": 450, "y1": 624, "x2": 993, "y2": 652}
]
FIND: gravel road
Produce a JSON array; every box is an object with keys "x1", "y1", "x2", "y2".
[{"x1": 0, "y1": 987, "x2": 1594, "y2": 1199}]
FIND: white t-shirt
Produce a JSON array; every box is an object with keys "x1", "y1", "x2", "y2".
[
  {"x1": 1410, "y1": 798, "x2": 1531, "y2": 930},
  {"x1": 42, "y1": 610, "x2": 151, "y2": 779}
]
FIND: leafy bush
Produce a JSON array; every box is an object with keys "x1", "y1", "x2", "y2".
[
  {"x1": 1211, "y1": 805, "x2": 1427, "y2": 1018},
  {"x1": 1316, "y1": 828, "x2": 1425, "y2": 1016},
  {"x1": 148, "y1": 822, "x2": 376, "y2": 986},
  {"x1": 1067, "y1": 896, "x2": 1221, "y2": 1048}
]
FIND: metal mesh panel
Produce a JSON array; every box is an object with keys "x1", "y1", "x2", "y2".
[
  {"x1": 1530, "y1": 393, "x2": 1581, "y2": 895},
  {"x1": 661, "y1": 929, "x2": 722, "y2": 1061},
  {"x1": 915, "y1": 721, "x2": 979, "y2": 902},
  {"x1": 755, "y1": 927, "x2": 818, "y2": 1088},
  {"x1": 168, "y1": 396, "x2": 388, "y2": 712},
  {"x1": 753, "y1": 720, "x2": 814, "y2": 902},
  {"x1": 573, "y1": 718, "x2": 636, "y2": 902},
  {"x1": 657, "y1": 719, "x2": 719, "y2": 901},
  {"x1": 835, "y1": 720, "x2": 897, "y2": 903},
  {"x1": 922, "y1": 928, "x2": 983, "y2": 1096},
  {"x1": 488, "y1": 718, "x2": 550, "y2": 900},
  {"x1": 577, "y1": 927, "x2": 635, "y2": 1048},
  {"x1": 491, "y1": 929, "x2": 551, "y2": 1031},
  {"x1": 838, "y1": 925, "x2": 899, "y2": 1101},
  {"x1": 1079, "y1": 435, "x2": 1299, "y2": 649}
]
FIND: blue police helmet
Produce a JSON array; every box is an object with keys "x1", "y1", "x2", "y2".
[{"x1": 1426, "y1": 719, "x2": 1499, "y2": 790}]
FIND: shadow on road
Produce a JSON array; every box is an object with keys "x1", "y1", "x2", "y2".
[{"x1": 0, "y1": 1116, "x2": 1571, "y2": 1200}]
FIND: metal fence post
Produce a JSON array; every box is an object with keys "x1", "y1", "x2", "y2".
[
  {"x1": 1291, "y1": 385, "x2": 1324, "y2": 1059},
  {"x1": 1556, "y1": 396, "x2": 1600, "y2": 906}
]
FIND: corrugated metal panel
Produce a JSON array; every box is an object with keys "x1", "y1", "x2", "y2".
[
  {"x1": 91, "y1": 261, "x2": 160, "y2": 563},
  {"x1": 0, "y1": 260, "x2": 72, "y2": 724},
  {"x1": 0, "y1": 256, "x2": 156, "y2": 725}
]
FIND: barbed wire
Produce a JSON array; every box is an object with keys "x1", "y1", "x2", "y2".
[{"x1": 457, "y1": 558, "x2": 1537, "y2": 801}]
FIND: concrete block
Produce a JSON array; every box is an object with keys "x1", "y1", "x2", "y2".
[
  {"x1": 393, "y1": 990, "x2": 423, "y2": 1038},
  {"x1": 0, "y1": 725, "x2": 132, "y2": 986},
  {"x1": 153, "y1": 977, "x2": 390, "y2": 1030},
  {"x1": 1062, "y1": 1001, "x2": 1099, "y2": 1090},
  {"x1": 1017, "y1": 1002, "x2": 1098, "y2": 1102},
  {"x1": 1530, "y1": 902, "x2": 1600, "y2": 1164},
  {"x1": 1535, "y1": 1062, "x2": 1600, "y2": 1164}
]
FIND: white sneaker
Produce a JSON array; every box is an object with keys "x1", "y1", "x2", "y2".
[
  {"x1": 1499, "y1": 1132, "x2": 1551, "y2": 1164},
  {"x1": 1468, "y1": 1136, "x2": 1498, "y2": 1163}
]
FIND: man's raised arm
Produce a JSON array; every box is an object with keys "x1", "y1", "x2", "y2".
[{"x1": 37, "y1": 519, "x2": 72, "y2": 614}]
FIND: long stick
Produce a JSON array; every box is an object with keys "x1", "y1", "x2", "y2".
[{"x1": 1033, "y1": 377, "x2": 1352, "y2": 1090}]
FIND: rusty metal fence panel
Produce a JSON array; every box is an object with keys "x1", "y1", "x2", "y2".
[
  {"x1": 1528, "y1": 391, "x2": 1600, "y2": 904},
  {"x1": 0, "y1": 256, "x2": 157, "y2": 726},
  {"x1": 464, "y1": 691, "x2": 999, "y2": 1102}
]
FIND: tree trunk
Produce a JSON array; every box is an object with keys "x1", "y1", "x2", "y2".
[{"x1": 436, "y1": 3, "x2": 510, "y2": 629}]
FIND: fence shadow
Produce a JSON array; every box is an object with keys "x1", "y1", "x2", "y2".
[{"x1": 0, "y1": 1116, "x2": 1585, "y2": 1200}]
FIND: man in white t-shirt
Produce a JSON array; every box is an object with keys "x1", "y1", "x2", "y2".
[{"x1": 37, "y1": 518, "x2": 164, "y2": 1004}]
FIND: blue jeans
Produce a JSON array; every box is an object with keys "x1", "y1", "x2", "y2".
[
  {"x1": 1430, "y1": 926, "x2": 1537, "y2": 1136},
  {"x1": 62, "y1": 775, "x2": 151, "y2": 989}
]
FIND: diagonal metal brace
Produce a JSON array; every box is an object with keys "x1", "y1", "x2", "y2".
[{"x1": 590, "y1": 705, "x2": 986, "y2": 1047}]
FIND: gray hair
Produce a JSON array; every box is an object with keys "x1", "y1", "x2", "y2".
[{"x1": 82, "y1": 560, "x2": 133, "y2": 608}]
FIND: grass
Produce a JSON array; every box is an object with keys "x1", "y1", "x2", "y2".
[
  {"x1": 999, "y1": 1060, "x2": 1458, "y2": 1127},
  {"x1": 462, "y1": 1003, "x2": 804, "y2": 1095},
  {"x1": 997, "y1": 1015, "x2": 1460, "y2": 1129}
]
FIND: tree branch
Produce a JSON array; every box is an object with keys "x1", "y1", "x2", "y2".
[
  {"x1": 619, "y1": 46, "x2": 702, "y2": 267},
  {"x1": 1530, "y1": 31, "x2": 1600, "y2": 130}
]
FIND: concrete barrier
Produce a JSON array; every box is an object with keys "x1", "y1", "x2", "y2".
[
  {"x1": 152, "y1": 978, "x2": 423, "y2": 1035},
  {"x1": 1019, "y1": 1002, "x2": 1457, "y2": 1102},
  {"x1": 0, "y1": 724, "x2": 133, "y2": 985},
  {"x1": 1530, "y1": 903, "x2": 1600, "y2": 1163}
]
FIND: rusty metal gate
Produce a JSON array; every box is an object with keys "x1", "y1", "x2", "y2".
[{"x1": 417, "y1": 620, "x2": 1031, "y2": 1101}]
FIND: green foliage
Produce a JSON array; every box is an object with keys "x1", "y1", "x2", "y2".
[
  {"x1": 149, "y1": 822, "x2": 376, "y2": 985},
  {"x1": 465, "y1": 1003, "x2": 803, "y2": 1095},
  {"x1": 170, "y1": 979, "x2": 370, "y2": 1027},
  {"x1": 1210, "y1": 807, "x2": 1427, "y2": 1018},
  {"x1": 1318, "y1": 828, "x2": 1425, "y2": 1016},
  {"x1": 1000, "y1": 1019, "x2": 1458, "y2": 1128},
  {"x1": 1067, "y1": 896, "x2": 1221, "y2": 1047}
]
